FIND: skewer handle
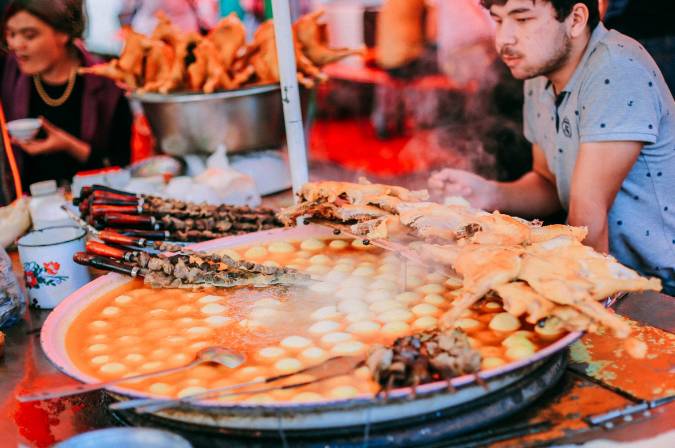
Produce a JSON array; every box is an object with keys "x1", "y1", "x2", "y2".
[
  {"x1": 90, "y1": 204, "x2": 141, "y2": 217},
  {"x1": 103, "y1": 213, "x2": 158, "y2": 229},
  {"x1": 104, "y1": 228, "x2": 171, "y2": 240},
  {"x1": 73, "y1": 252, "x2": 141, "y2": 277},
  {"x1": 86, "y1": 240, "x2": 128, "y2": 259},
  {"x1": 99, "y1": 230, "x2": 150, "y2": 247}
]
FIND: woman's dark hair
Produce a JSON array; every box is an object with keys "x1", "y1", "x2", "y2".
[
  {"x1": 480, "y1": 0, "x2": 600, "y2": 30},
  {"x1": 3, "y1": 0, "x2": 86, "y2": 42}
]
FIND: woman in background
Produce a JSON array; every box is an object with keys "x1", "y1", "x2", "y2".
[{"x1": 1, "y1": 0, "x2": 131, "y2": 203}]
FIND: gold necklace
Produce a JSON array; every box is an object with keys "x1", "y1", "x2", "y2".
[{"x1": 33, "y1": 68, "x2": 77, "y2": 107}]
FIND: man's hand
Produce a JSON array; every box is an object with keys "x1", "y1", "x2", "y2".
[
  {"x1": 13, "y1": 117, "x2": 90, "y2": 163},
  {"x1": 428, "y1": 168, "x2": 500, "y2": 210}
]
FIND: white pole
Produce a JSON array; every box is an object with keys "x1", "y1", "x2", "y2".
[{"x1": 271, "y1": 0, "x2": 309, "y2": 200}]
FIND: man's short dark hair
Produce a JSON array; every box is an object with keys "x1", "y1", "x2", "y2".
[{"x1": 480, "y1": 0, "x2": 600, "y2": 30}]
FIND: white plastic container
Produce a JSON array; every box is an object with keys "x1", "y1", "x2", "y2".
[{"x1": 29, "y1": 180, "x2": 72, "y2": 230}]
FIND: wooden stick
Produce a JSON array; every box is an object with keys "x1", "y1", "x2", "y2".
[{"x1": 0, "y1": 102, "x2": 23, "y2": 199}]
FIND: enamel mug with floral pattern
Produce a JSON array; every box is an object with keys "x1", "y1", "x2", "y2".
[{"x1": 18, "y1": 226, "x2": 90, "y2": 309}]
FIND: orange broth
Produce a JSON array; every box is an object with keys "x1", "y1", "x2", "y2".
[{"x1": 64, "y1": 237, "x2": 567, "y2": 403}]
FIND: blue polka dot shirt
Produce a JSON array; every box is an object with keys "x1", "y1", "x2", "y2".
[{"x1": 523, "y1": 24, "x2": 675, "y2": 294}]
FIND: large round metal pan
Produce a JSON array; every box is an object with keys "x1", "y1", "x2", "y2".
[{"x1": 41, "y1": 225, "x2": 581, "y2": 431}]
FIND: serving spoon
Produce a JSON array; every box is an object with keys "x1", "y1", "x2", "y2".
[
  {"x1": 110, "y1": 355, "x2": 365, "y2": 413},
  {"x1": 17, "y1": 347, "x2": 245, "y2": 402}
]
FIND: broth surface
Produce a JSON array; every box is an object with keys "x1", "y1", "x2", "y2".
[{"x1": 64, "y1": 237, "x2": 567, "y2": 403}]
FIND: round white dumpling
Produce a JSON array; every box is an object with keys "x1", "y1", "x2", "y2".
[
  {"x1": 335, "y1": 286, "x2": 366, "y2": 301},
  {"x1": 332, "y1": 264, "x2": 354, "y2": 273},
  {"x1": 308, "y1": 320, "x2": 341, "y2": 335},
  {"x1": 365, "y1": 289, "x2": 395, "y2": 303},
  {"x1": 306, "y1": 264, "x2": 331, "y2": 275},
  {"x1": 417, "y1": 283, "x2": 445, "y2": 295},
  {"x1": 274, "y1": 357, "x2": 303, "y2": 374},
  {"x1": 352, "y1": 266, "x2": 376, "y2": 277},
  {"x1": 201, "y1": 303, "x2": 227, "y2": 315},
  {"x1": 268, "y1": 241, "x2": 295, "y2": 254},
  {"x1": 338, "y1": 299, "x2": 369, "y2": 314},
  {"x1": 378, "y1": 308, "x2": 414, "y2": 323},
  {"x1": 254, "y1": 298, "x2": 282, "y2": 308},
  {"x1": 280, "y1": 336, "x2": 313, "y2": 351},
  {"x1": 311, "y1": 305, "x2": 340, "y2": 320},
  {"x1": 249, "y1": 308, "x2": 281, "y2": 321},
  {"x1": 345, "y1": 311, "x2": 372, "y2": 323},
  {"x1": 178, "y1": 386, "x2": 207, "y2": 398},
  {"x1": 309, "y1": 254, "x2": 332, "y2": 265},
  {"x1": 489, "y1": 313, "x2": 521, "y2": 332},
  {"x1": 482, "y1": 357, "x2": 506, "y2": 369},
  {"x1": 99, "y1": 362, "x2": 127, "y2": 375},
  {"x1": 309, "y1": 281, "x2": 335, "y2": 295},
  {"x1": 204, "y1": 315, "x2": 232, "y2": 327},
  {"x1": 395, "y1": 292, "x2": 421, "y2": 305},
  {"x1": 412, "y1": 316, "x2": 438, "y2": 330},
  {"x1": 257, "y1": 347, "x2": 287, "y2": 363},
  {"x1": 90, "y1": 355, "x2": 111, "y2": 366},
  {"x1": 323, "y1": 270, "x2": 349, "y2": 283},
  {"x1": 301, "y1": 238, "x2": 326, "y2": 251},
  {"x1": 405, "y1": 275, "x2": 424, "y2": 288},
  {"x1": 320, "y1": 332, "x2": 353, "y2": 347},
  {"x1": 198, "y1": 295, "x2": 221, "y2": 304},
  {"x1": 454, "y1": 318, "x2": 481, "y2": 331},
  {"x1": 331, "y1": 340, "x2": 366, "y2": 356},
  {"x1": 328, "y1": 239, "x2": 349, "y2": 250},
  {"x1": 423, "y1": 294, "x2": 446, "y2": 307},
  {"x1": 351, "y1": 239, "x2": 372, "y2": 250},
  {"x1": 346, "y1": 321, "x2": 380, "y2": 337},
  {"x1": 412, "y1": 303, "x2": 440, "y2": 317},
  {"x1": 369, "y1": 300, "x2": 403, "y2": 313},
  {"x1": 381, "y1": 321, "x2": 410, "y2": 337},
  {"x1": 299, "y1": 346, "x2": 328, "y2": 364},
  {"x1": 329, "y1": 385, "x2": 359, "y2": 400},
  {"x1": 244, "y1": 246, "x2": 268, "y2": 259},
  {"x1": 114, "y1": 294, "x2": 133, "y2": 305}
]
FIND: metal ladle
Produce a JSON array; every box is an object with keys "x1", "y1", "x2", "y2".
[{"x1": 17, "y1": 347, "x2": 245, "y2": 402}]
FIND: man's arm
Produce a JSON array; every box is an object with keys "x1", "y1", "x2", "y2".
[
  {"x1": 568, "y1": 141, "x2": 642, "y2": 253},
  {"x1": 428, "y1": 144, "x2": 562, "y2": 217}
]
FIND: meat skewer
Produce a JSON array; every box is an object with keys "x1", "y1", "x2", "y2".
[{"x1": 76, "y1": 241, "x2": 308, "y2": 289}]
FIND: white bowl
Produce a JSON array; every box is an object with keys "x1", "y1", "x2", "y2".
[{"x1": 7, "y1": 118, "x2": 41, "y2": 141}]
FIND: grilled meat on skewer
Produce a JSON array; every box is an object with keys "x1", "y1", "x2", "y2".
[{"x1": 366, "y1": 329, "x2": 481, "y2": 396}]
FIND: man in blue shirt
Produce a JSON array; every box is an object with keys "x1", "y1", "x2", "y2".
[{"x1": 429, "y1": 0, "x2": 674, "y2": 294}]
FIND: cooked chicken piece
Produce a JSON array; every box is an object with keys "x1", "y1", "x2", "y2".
[
  {"x1": 208, "y1": 13, "x2": 247, "y2": 70},
  {"x1": 117, "y1": 27, "x2": 150, "y2": 80},
  {"x1": 332, "y1": 204, "x2": 391, "y2": 222},
  {"x1": 460, "y1": 212, "x2": 532, "y2": 246},
  {"x1": 493, "y1": 281, "x2": 555, "y2": 324},
  {"x1": 142, "y1": 40, "x2": 175, "y2": 90},
  {"x1": 298, "y1": 181, "x2": 428, "y2": 207},
  {"x1": 79, "y1": 61, "x2": 137, "y2": 88},
  {"x1": 398, "y1": 203, "x2": 481, "y2": 241},
  {"x1": 159, "y1": 33, "x2": 201, "y2": 94},
  {"x1": 530, "y1": 224, "x2": 588, "y2": 243},
  {"x1": 293, "y1": 10, "x2": 364, "y2": 66},
  {"x1": 440, "y1": 245, "x2": 523, "y2": 328}
]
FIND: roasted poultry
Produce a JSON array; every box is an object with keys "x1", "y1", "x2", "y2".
[
  {"x1": 81, "y1": 10, "x2": 359, "y2": 94},
  {"x1": 278, "y1": 180, "x2": 662, "y2": 346}
]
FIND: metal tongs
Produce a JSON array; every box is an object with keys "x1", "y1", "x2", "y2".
[{"x1": 109, "y1": 355, "x2": 365, "y2": 413}]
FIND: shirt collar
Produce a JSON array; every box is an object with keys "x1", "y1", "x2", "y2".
[{"x1": 546, "y1": 23, "x2": 609, "y2": 95}]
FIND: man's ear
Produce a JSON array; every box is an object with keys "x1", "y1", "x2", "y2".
[{"x1": 568, "y1": 3, "x2": 590, "y2": 38}]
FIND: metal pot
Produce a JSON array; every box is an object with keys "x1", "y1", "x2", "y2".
[
  {"x1": 41, "y1": 225, "x2": 581, "y2": 432},
  {"x1": 132, "y1": 85, "x2": 309, "y2": 156}
]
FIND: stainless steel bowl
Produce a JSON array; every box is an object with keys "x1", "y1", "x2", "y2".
[{"x1": 132, "y1": 85, "x2": 306, "y2": 156}]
